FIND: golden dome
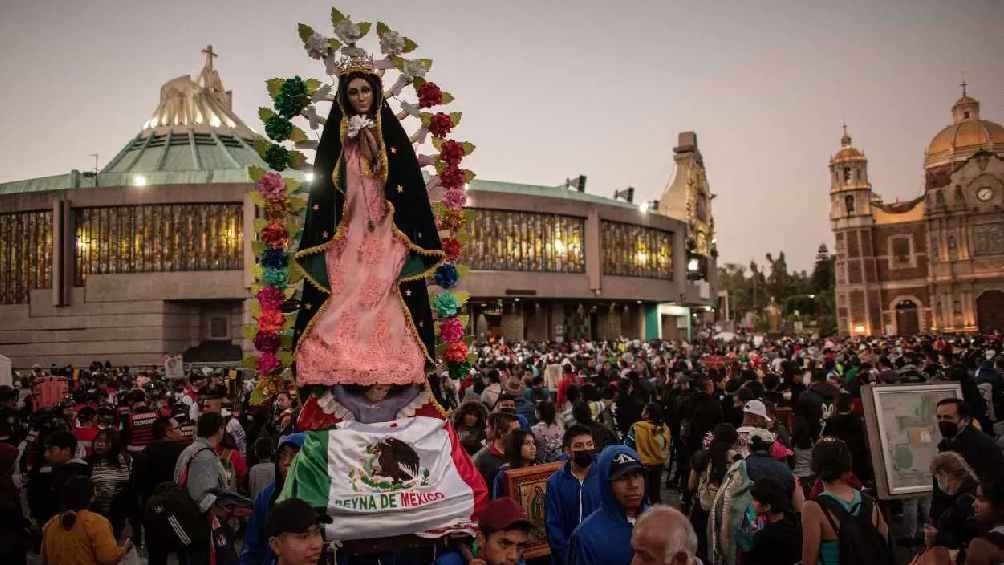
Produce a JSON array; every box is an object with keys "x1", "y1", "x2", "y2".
[
  {"x1": 832, "y1": 146, "x2": 865, "y2": 163},
  {"x1": 830, "y1": 125, "x2": 866, "y2": 164},
  {"x1": 925, "y1": 93, "x2": 1004, "y2": 169}
]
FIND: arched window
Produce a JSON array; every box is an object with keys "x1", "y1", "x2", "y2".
[
  {"x1": 844, "y1": 194, "x2": 855, "y2": 215},
  {"x1": 844, "y1": 167, "x2": 852, "y2": 182}
]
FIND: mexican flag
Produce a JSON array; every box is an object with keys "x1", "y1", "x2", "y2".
[{"x1": 279, "y1": 415, "x2": 488, "y2": 540}]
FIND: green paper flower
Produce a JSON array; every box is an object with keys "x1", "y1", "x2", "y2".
[
  {"x1": 264, "y1": 144, "x2": 290, "y2": 171},
  {"x1": 265, "y1": 116, "x2": 294, "y2": 142},
  {"x1": 262, "y1": 266, "x2": 288, "y2": 288},
  {"x1": 274, "y1": 77, "x2": 309, "y2": 119},
  {"x1": 432, "y1": 292, "x2": 460, "y2": 318}
]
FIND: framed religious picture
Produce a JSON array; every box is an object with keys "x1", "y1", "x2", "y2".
[
  {"x1": 504, "y1": 461, "x2": 563, "y2": 559},
  {"x1": 861, "y1": 383, "x2": 962, "y2": 499}
]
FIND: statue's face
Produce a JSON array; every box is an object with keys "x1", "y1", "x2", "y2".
[
  {"x1": 347, "y1": 77, "x2": 373, "y2": 115},
  {"x1": 364, "y1": 384, "x2": 391, "y2": 403}
]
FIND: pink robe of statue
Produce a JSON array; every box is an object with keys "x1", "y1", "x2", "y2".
[{"x1": 296, "y1": 140, "x2": 425, "y2": 385}]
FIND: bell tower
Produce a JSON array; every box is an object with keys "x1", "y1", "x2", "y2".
[
  {"x1": 829, "y1": 126, "x2": 878, "y2": 336},
  {"x1": 829, "y1": 125, "x2": 873, "y2": 224}
]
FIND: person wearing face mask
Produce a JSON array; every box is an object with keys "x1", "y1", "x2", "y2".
[
  {"x1": 922, "y1": 452, "x2": 979, "y2": 556},
  {"x1": 566, "y1": 445, "x2": 648, "y2": 565},
  {"x1": 935, "y1": 398, "x2": 1003, "y2": 486},
  {"x1": 545, "y1": 425, "x2": 600, "y2": 565}
]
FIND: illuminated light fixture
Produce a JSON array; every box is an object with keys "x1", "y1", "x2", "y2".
[
  {"x1": 854, "y1": 324, "x2": 866, "y2": 333},
  {"x1": 304, "y1": 172, "x2": 315, "y2": 183},
  {"x1": 639, "y1": 201, "x2": 650, "y2": 214},
  {"x1": 132, "y1": 175, "x2": 147, "y2": 187},
  {"x1": 687, "y1": 258, "x2": 699, "y2": 271},
  {"x1": 808, "y1": 294, "x2": 816, "y2": 299},
  {"x1": 553, "y1": 239, "x2": 566, "y2": 254}
]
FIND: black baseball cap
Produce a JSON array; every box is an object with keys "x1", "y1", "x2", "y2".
[
  {"x1": 266, "y1": 498, "x2": 331, "y2": 538},
  {"x1": 609, "y1": 451, "x2": 644, "y2": 480}
]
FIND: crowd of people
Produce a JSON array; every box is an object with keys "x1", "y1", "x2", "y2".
[{"x1": 3, "y1": 331, "x2": 1004, "y2": 564}]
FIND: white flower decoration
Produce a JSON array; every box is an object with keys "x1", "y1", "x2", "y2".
[
  {"x1": 333, "y1": 19, "x2": 364, "y2": 43},
  {"x1": 347, "y1": 115, "x2": 374, "y2": 138},
  {"x1": 304, "y1": 34, "x2": 330, "y2": 60},
  {"x1": 400, "y1": 59, "x2": 429, "y2": 79},
  {"x1": 379, "y1": 30, "x2": 406, "y2": 55}
]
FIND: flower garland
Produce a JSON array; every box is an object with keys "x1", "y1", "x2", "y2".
[{"x1": 246, "y1": 80, "x2": 314, "y2": 404}]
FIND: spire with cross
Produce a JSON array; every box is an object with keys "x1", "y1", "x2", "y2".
[
  {"x1": 202, "y1": 45, "x2": 218, "y2": 71},
  {"x1": 840, "y1": 123, "x2": 852, "y2": 146}
]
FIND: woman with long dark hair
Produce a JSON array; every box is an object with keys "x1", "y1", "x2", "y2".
[
  {"x1": 531, "y1": 400, "x2": 563, "y2": 463},
  {"x1": 801, "y1": 438, "x2": 890, "y2": 565},
  {"x1": 490, "y1": 428, "x2": 537, "y2": 499},
  {"x1": 87, "y1": 428, "x2": 132, "y2": 535},
  {"x1": 452, "y1": 400, "x2": 488, "y2": 455},
  {"x1": 689, "y1": 423, "x2": 739, "y2": 561}
]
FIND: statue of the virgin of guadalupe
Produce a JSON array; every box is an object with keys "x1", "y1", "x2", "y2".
[{"x1": 291, "y1": 56, "x2": 445, "y2": 422}]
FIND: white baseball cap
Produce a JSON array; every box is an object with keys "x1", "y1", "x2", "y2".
[{"x1": 743, "y1": 399, "x2": 772, "y2": 423}]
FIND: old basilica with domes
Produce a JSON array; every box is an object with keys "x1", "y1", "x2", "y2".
[{"x1": 830, "y1": 86, "x2": 1004, "y2": 336}]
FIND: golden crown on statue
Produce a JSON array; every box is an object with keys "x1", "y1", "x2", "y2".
[{"x1": 334, "y1": 52, "x2": 376, "y2": 76}]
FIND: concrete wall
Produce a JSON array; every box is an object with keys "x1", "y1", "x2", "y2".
[{"x1": 0, "y1": 271, "x2": 247, "y2": 368}]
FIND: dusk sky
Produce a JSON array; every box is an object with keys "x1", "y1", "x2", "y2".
[{"x1": 1, "y1": 0, "x2": 1002, "y2": 272}]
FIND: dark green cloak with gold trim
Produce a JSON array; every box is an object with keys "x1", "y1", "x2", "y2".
[{"x1": 292, "y1": 94, "x2": 444, "y2": 370}]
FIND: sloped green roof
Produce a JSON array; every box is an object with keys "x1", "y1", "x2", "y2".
[{"x1": 102, "y1": 129, "x2": 265, "y2": 175}]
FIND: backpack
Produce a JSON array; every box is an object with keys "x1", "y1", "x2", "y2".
[
  {"x1": 815, "y1": 493, "x2": 894, "y2": 565},
  {"x1": 143, "y1": 447, "x2": 212, "y2": 551}
]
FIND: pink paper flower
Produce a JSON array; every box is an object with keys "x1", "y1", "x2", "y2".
[
  {"x1": 257, "y1": 351, "x2": 280, "y2": 375},
  {"x1": 257, "y1": 286, "x2": 285, "y2": 311},
  {"x1": 440, "y1": 317, "x2": 464, "y2": 342},
  {"x1": 442, "y1": 189, "x2": 467, "y2": 210},
  {"x1": 256, "y1": 171, "x2": 285, "y2": 200}
]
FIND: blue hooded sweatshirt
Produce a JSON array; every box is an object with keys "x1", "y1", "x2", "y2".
[
  {"x1": 240, "y1": 433, "x2": 306, "y2": 565},
  {"x1": 545, "y1": 459, "x2": 600, "y2": 565},
  {"x1": 566, "y1": 445, "x2": 647, "y2": 565}
]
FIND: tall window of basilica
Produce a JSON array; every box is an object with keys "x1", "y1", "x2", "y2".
[
  {"x1": 74, "y1": 203, "x2": 243, "y2": 285},
  {"x1": 0, "y1": 211, "x2": 53, "y2": 304},
  {"x1": 601, "y1": 221, "x2": 673, "y2": 279},
  {"x1": 464, "y1": 209, "x2": 585, "y2": 272}
]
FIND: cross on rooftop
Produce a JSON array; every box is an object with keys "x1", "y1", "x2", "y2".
[{"x1": 202, "y1": 45, "x2": 218, "y2": 70}]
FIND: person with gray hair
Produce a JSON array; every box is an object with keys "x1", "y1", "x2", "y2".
[{"x1": 629, "y1": 505, "x2": 701, "y2": 565}]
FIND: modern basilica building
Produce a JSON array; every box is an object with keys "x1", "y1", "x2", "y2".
[
  {"x1": 829, "y1": 86, "x2": 1004, "y2": 336},
  {"x1": 0, "y1": 49, "x2": 718, "y2": 368}
]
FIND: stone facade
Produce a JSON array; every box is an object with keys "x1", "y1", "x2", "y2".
[{"x1": 830, "y1": 93, "x2": 1004, "y2": 335}]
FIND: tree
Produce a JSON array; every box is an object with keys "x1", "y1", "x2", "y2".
[{"x1": 717, "y1": 245, "x2": 838, "y2": 335}]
